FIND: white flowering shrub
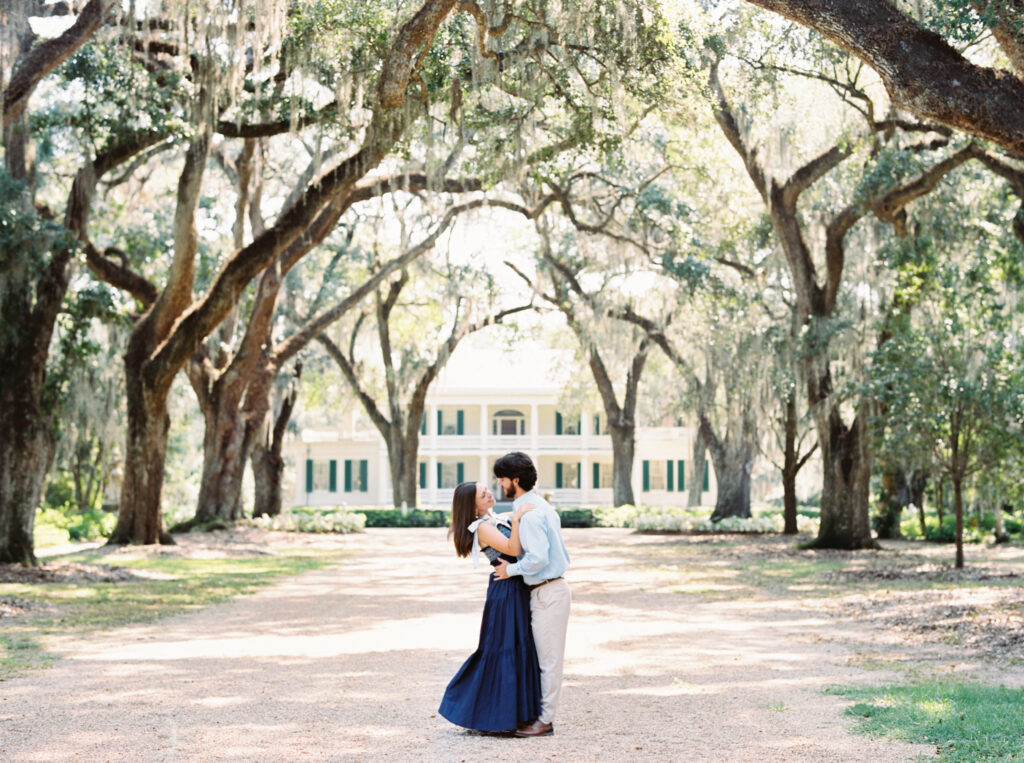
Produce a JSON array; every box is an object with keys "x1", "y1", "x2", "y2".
[
  {"x1": 600, "y1": 505, "x2": 821, "y2": 535},
  {"x1": 251, "y1": 510, "x2": 366, "y2": 534}
]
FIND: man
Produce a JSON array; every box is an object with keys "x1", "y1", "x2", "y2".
[{"x1": 492, "y1": 451, "x2": 571, "y2": 738}]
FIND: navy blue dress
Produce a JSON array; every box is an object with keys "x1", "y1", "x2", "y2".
[{"x1": 439, "y1": 522, "x2": 541, "y2": 731}]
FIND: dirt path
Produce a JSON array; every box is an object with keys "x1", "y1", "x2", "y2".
[{"x1": 1, "y1": 529, "x2": 939, "y2": 761}]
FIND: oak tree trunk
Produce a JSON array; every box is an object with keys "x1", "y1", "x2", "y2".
[
  {"x1": 875, "y1": 468, "x2": 906, "y2": 539},
  {"x1": 194, "y1": 403, "x2": 252, "y2": 523},
  {"x1": 688, "y1": 429, "x2": 706, "y2": 508},
  {"x1": 781, "y1": 394, "x2": 799, "y2": 534},
  {"x1": 707, "y1": 441, "x2": 753, "y2": 522},
  {"x1": 0, "y1": 413, "x2": 51, "y2": 565},
  {"x1": 108, "y1": 339, "x2": 174, "y2": 545},
  {"x1": 385, "y1": 427, "x2": 421, "y2": 509},
  {"x1": 953, "y1": 476, "x2": 965, "y2": 569},
  {"x1": 608, "y1": 422, "x2": 636, "y2": 507},
  {"x1": 810, "y1": 408, "x2": 877, "y2": 550},
  {"x1": 251, "y1": 371, "x2": 300, "y2": 519}
]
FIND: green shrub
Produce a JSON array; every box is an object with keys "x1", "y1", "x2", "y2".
[
  {"x1": 557, "y1": 509, "x2": 596, "y2": 528},
  {"x1": 251, "y1": 509, "x2": 365, "y2": 533},
  {"x1": 591, "y1": 504, "x2": 819, "y2": 534},
  {"x1": 35, "y1": 505, "x2": 116, "y2": 546},
  {"x1": 900, "y1": 513, "x2": 996, "y2": 544},
  {"x1": 359, "y1": 508, "x2": 449, "y2": 528}
]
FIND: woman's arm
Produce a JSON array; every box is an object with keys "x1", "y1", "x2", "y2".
[
  {"x1": 479, "y1": 505, "x2": 536, "y2": 556},
  {"x1": 505, "y1": 503, "x2": 535, "y2": 556}
]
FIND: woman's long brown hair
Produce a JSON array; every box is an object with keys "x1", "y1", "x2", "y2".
[{"x1": 449, "y1": 481, "x2": 479, "y2": 558}]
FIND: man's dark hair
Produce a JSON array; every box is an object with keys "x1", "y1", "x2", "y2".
[{"x1": 493, "y1": 451, "x2": 537, "y2": 491}]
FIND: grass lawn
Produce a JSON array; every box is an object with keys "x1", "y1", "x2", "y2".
[
  {"x1": 1, "y1": 543, "x2": 346, "y2": 680},
  {"x1": 829, "y1": 682, "x2": 1024, "y2": 761}
]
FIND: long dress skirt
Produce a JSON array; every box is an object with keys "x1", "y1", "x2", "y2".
[{"x1": 438, "y1": 574, "x2": 541, "y2": 731}]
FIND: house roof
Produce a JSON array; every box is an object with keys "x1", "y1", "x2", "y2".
[{"x1": 431, "y1": 345, "x2": 571, "y2": 396}]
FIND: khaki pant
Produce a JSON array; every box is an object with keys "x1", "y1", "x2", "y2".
[{"x1": 529, "y1": 578, "x2": 571, "y2": 724}]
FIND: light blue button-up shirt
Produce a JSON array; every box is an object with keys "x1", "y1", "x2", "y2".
[{"x1": 506, "y1": 490, "x2": 570, "y2": 586}]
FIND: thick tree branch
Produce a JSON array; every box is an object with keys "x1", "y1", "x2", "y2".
[
  {"x1": 3, "y1": 0, "x2": 116, "y2": 127},
  {"x1": 742, "y1": 0, "x2": 1024, "y2": 155}
]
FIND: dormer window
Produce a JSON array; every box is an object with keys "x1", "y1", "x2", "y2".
[{"x1": 493, "y1": 409, "x2": 525, "y2": 435}]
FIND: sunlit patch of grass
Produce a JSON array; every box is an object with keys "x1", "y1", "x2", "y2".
[
  {"x1": 0, "y1": 634, "x2": 56, "y2": 680},
  {"x1": 0, "y1": 549, "x2": 346, "y2": 680},
  {"x1": 828, "y1": 682, "x2": 1024, "y2": 761}
]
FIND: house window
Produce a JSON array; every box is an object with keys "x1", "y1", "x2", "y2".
[
  {"x1": 438, "y1": 409, "x2": 465, "y2": 436},
  {"x1": 554, "y1": 462, "x2": 580, "y2": 489},
  {"x1": 555, "y1": 412, "x2": 581, "y2": 435},
  {"x1": 311, "y1": 460, "x2": 333, "y2": 492},
  {"x1": 649, "y1": 463, "x2": 666, "y2": 491},
  {"x1": 438, "y1": 462, "x2": 464, "y2": 489},
  {"x1": 642, "y1": 460, "x2": 669, "y2": 491},
  {"x1": 343, "y1": 459, "x2": 369, "y2": 492},
  {"x1": 492, "y1": 409, "x2": 525, "y2": 436},
  {"x1": 593, "y1": 462, "x2": 613, "y2": 489}
]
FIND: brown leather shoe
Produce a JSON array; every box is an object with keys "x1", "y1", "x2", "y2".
[{"x1": 514, "y1": 719, "x2": 553, "y2": 737}]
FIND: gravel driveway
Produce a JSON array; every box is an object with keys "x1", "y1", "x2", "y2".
[{"x1": 1, "y1": 528, "x2": 936, "y2": 761}]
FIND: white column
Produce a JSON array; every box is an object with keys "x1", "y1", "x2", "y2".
[
  {"x1": 429, "y1": 455, "x2": 438, "y2": 506},
  {"x1": 581, "y1": 408, "x2": 590, "y2": 450},
  {"x1": 377, "y1": 444, "x2": 389, "y2": 506},
  {"x1": 480, "y1": 403, "x2": 488, "y2": 449},
  {"x1": 580, "y1": 453, "x2": 589, "y2": 505},
  {"x1": 478, "y1": 454, "x2": 488, "y2": 485},
  {"x1": 530, "y1": 403, "x2": 539, "y2": 451},
  {"x1": 429, "y1": 404, "x2": 437, "y2": 441}
]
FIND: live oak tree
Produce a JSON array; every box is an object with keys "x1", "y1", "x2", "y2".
[
  {"x1": 524, "y1": 234, "x2": 653, "y2": 509},
  {"x1": 869, "y1": 159, "x2": 1024, "y2": 564},
  {"x1": 704, "y1": 33, "x2": 1010, "y2": 547},
  {"x1": 92, "y1": 0, "x2": 669, "y2": 543},
  {"x1": 871, "y1": 242, "x2": 1024, "y2": 567},
  {"x1": 0, "y1": 0, "x2": 167, "y2": 563}
]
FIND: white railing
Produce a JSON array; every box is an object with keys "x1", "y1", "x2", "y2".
[
  {"x1": 488, "y1": 435, "x2": 531, "y2": 450},
  {"x1": 549, "y1": 489, "x2": 583, "y2": 504},
  {"x1": 434, "y1": 435, "x2": 481, "y2": 450},
  {"x1": 535, "y1": 435, "x2": 582, "y2": 450}
]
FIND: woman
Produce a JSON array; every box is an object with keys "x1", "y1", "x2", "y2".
[{"x1": 438, "y1": 481, "x2": 541, "y2": 732}]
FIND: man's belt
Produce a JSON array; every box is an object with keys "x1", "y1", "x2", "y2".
[{"x1": 527, "y1": 576, "x2": 564, "y2": 592}]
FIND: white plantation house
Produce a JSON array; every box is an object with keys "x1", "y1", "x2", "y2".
[{"x1": 289, "y1": 348, "x2": 716, "y2": 508}]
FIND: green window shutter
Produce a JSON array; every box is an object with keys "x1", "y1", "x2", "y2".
[
  {"x1": 329, "y1": 460, "x2": 337, "y2": 492},
  {"x1": 344, "y1": 460, "x2": 352, "y2": 492},
  {"x1": 456, "y1": 410, "x2": 464, "y2": 435},
  {"x1": 437, "y1": 462, "x2": 442, "y2": 488},
  {"x1": 593, "y1": 462, "x2": 600, "y2": 489},
  {"x1": 576, "y1": 417, "x2": 581, "y2": 434},
  {"x1": 642, "y1": 460, "x2": 650, "y2": 492},
  {"x1": 457, "y1": 462, "x2": 464, "y2": 484},
  {"x1": 359, "y1": 460, "x2": 368, "y2": 492},
  {"x1": 576, "y1": 462, "x2": 581, "y2": 487},
  {"x1": 594, "y1": 413, "x2": 600, "y2": 435},
  {"x1": 555, "y1": 412, "x2": 563, "y2": 435},
  {"x1": 555, "y1": 462, "x2": 563, "y2": 488},
  {"x1": 492, "y1": 419, "x2": 497, "y2": 435},
  {"x1": 678, "y1": 460, "x2": 685, "y2": 491},
  {"x1": 420, "y1": 413, "x2": 426, "y2": 435},
  {"x1": 703, "y1": 461, "x2": 709, "y2": 491},
  {"x1": 419, "y1": 462, "x2": 426, "y2": 489},
  {"x1": 305, "y1": 459, "x2": 313, "y2": 493},
  {"x1": 437, "y1": 410, "x2": 443, "y2": 435},
  {"x1": 667, "y1": 460, "x2": 674, "y2": 492}
]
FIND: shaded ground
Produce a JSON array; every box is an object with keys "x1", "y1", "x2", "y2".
[{"x1": 1, "y1": 529, "x2": 1022, "y2": 761}]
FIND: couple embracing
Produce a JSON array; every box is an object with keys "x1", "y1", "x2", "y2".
[{"x1": 439, "y1": 451, "x2": 571, "y2": 737}]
